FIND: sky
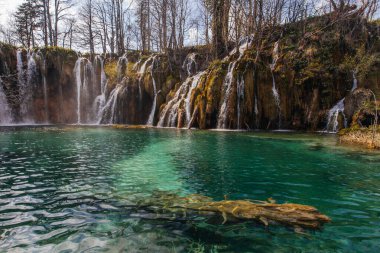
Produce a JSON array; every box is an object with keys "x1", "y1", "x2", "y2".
[{"x1": 0, "y1": 0, "x2": 24, "y2": 26}]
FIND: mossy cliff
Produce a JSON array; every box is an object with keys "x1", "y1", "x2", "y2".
[
  {"x1": 0, "y1": 46, "x2": 78, "y2": 123},
  {"x1": 185, "y1": 16, "x2": 380, "y2": 130},
  {"x1": 0, "y1": 16, "x2": 379, "y2": 130}
]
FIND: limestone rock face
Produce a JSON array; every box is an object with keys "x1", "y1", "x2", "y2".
[{"x1": 0, "y1": 17, "x2": 379, "y2": 130}]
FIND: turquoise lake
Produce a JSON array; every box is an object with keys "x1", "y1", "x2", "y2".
[{"x1": 0, "y1": 126, "x2": 380, "y2": 252}]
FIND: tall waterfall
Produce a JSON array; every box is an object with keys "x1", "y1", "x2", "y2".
[
  {"x1": 217, "y1": 36, "x2": 252, "y2": 129},
  {"x1": 270, "y1": 41, "x2": 281, "y2": 128},
  {"x1": 74, "y1": 57, "x2": 97, "y2": 124},
  {"x1": 0, "y1": 79, "x2": 12, "y2": 124},
  {"x1": 352, "y1": 71, "x2": 358, "y2": 91},
  {"x1": 146, "y1": 56, "x2": 158, "y2": 125},
  {"x1": 217, "y1": 62, "x2": 237, "y2": 129},
  {"x1": 158, "y1": 71, "x2": 205, "y2": 128},
  {"x1": 42, "y1": 70, "x2": 49, "y2": 122},
  {"x1": 18, "y1": 51, "x2": 38, "y2": 123},
  {"x1": 36, "y1": 50, "x2": 49, "y2": 123},
  {"x1": 99, "y1": 84, "x2": 124, "y2": 124},
  {"x1": 16, "y1": 50, "x2": 28, "y2": 122},
  {"x1": 137, "y1": 56, "x2": 153, "y2": 104},
  {"x1": 237, "y1": 77, "x2": 245, "y2": 129},
  {"x1": 17, "y1": 50, "x2": 24, "y2": 90},
  {"x1": 255, "y1": 95, "x2": 259, "y2": 127},
  {"x1": 325, "y1": 70, "x2": 359, "y2": 132},
  {"x1": 74, "y1": 58, "x2": 84, "y2": 124},
  {"x1": 185, "y1": 71, "x2": 204, "y2": 124},
  {"x1": 94, "y1": 56, "x2": 107, "y2": 122}
]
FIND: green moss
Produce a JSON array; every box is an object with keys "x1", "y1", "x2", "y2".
[
  {"x1": 126, "y1": 62, "x2": 138, "y2": 78},
  {"x1": 105, "y1": 60, "x2": 118, "y2": 87},
  {"x1": 42, "y1": 46, "x2": 77, "y2": 58}
]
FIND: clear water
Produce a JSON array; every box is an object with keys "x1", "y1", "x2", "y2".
[{"x1": 1, "y1": 127, "x2": 380, "y2": 252}]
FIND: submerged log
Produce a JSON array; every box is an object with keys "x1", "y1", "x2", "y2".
[{"x1": 141, "y1": 192, "x2": 331, "y2": 230}]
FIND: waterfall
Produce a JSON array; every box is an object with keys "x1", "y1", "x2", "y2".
[
  {"x1": 94, "y1": 56, "x2": 107, "y2": 122},
  {"x1": 43, "y1": 75, "x2": 49, "y2": 122},
  {"x1": 0, "y1": 79, "x2": 12, "y2": 124},
  {"x1": 217, "y1": 36, "x2": 253, "y2": 129},
  {"x1": 185, "y1": 71, "x2": 204, "y2": 124},
  {"x1": 237, "y1": 76, "x2": 245, "y2": 129},
  {"x1": 217, "y1": 61, "x2": 237, "y2": 129},
  {"x1": 137, "y1": 56, "x2": 154, "y2": 104},
  {"x1": 17, "y1": 50, "x2": 24, "y2": 90},
  {"x1": 325, "y1": 70, "x2": 359, "y2": 132},
  {"x1": 182, "y1": 53, "x2": 197, "y2": 76},
  {"x1": 270, "y1": 41, "x2": 281, "y2": 128},
  {"x1": 228, "y1": 36, "x2": 253, "y2": 57},
  {"x1": 255, "y1": 95, "x2": 259, "y2": 128},
  {"x1": 158, "y1": 78, "x2": 190, "y2": 127},
  {"x1": 74, "y1": 58, "x2": 83, "y2": 124},
  {"x1": 326, "y1": 98, "x2": 347, "y2": 132},
  {"x1": 74, "y1": 57, "x2": 96, "y2": 124},
  {"x1": 16, "y1": 50, "x2": 28, "y2": 122},
  {"x1": 146, "y1": 56, "x2": 158, "y2": 125},
  {"x1": 19, "y1": 51, "x2": 38, "y2": 123},
  {"x1": 99, "y1": 84, "x2": 124, "y2": 124},
  {"x1": 158, "y1": 71, "x2": 205, "y2": 127},
  {"x1": 352, "y1": 71, "x2": 358, "y2": 91}
]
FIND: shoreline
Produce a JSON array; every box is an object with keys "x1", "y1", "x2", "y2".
[{"x1": 339, "y1": 128, "x2": 380, "y2": 149}]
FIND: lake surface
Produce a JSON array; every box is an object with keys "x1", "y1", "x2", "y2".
[{"x1": 0, "y1": 126, "x2": 380, "y2": 252}]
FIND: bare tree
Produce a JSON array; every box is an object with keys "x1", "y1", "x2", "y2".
[{"x1": 53, "y1": 0, "x2": 74, "y2": 46}]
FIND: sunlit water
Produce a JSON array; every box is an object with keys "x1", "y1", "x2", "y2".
[{"x1": 0, "y1": 126, "x2": 380, "y2": 252}]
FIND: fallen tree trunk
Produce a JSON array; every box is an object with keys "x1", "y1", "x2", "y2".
[{"x1": 139, "y1": 192, "x2": 331, "y2": 230}]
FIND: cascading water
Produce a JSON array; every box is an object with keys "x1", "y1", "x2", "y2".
[
  {"x1": 237, "y1": 77, "x2": 245, "y2": 129},
  {"x1": 146, "y1": 56, "x2": 158, "y2": 125},
  {"x1": 326, "y1": 99, "x2": 347, "y2": 132},
  {"x1": 18, "y1": 51, "x2": 38, "y2": 123},
  {"x1": 325, "y1": 70, "x2": 359, "y2": 132},
  {"x1": 352, "y1": 71, "x2": 358, "y2": 91},
  {"x1": 36, "y1": 50, "x2": 49, "y2": 123},
  {"x1": 136, "y1": 56, "x2": 154, "y2": 105},
  {"x1": 255, "y1": 95, "x2": 259, "y2": 128},
  {"x1": 74, "y1": 57, "x2": 97, "y2": 124},
  {"x1": 158, "y1": 78, "x2": 190, "y2": 127},
  {"x1": 16, "y1": 50, "x2": 28, "y2": 122},
  {"x1": 270, "y1": 41, "x2": 281, "y2": 128},
  {"x1": 185, "y1": 71, "x2": 204, "y2": 124},
  {"x1": 217, "y1": 61, "x2": 237, "y2": 129},
  {"x1": 17, "y1": 49, "x2": 24, "y2": 89},
  {"x1": 158, "y1": 71, "x2": 205, "y2": 128},
  {"x1": 182, "y1": 53, "x2": 197, "y2": 76},
  {"x1": 99, "y1": 84, "x2": 124, "y2": 124},
  {"x1": 94, "y1": 56, "x2": 107, "y2": 122},
  {"x1": 74, "y1": 58, "x2": 83, "y2": 124},
  {"x1": 0, "y1": 79, "x2": 12, "y2": 124},
  {"x1": 217, "y1": 36, "x2": 253, "y2": 129}
]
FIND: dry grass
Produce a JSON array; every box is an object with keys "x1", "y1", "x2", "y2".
[{"x1": 340, "y1": 128, "x2": 380, "y2": 149}]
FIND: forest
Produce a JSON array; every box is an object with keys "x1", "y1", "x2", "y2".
[{"x1": 1, "y1": 0, "x2": 379, "y2": 57}]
